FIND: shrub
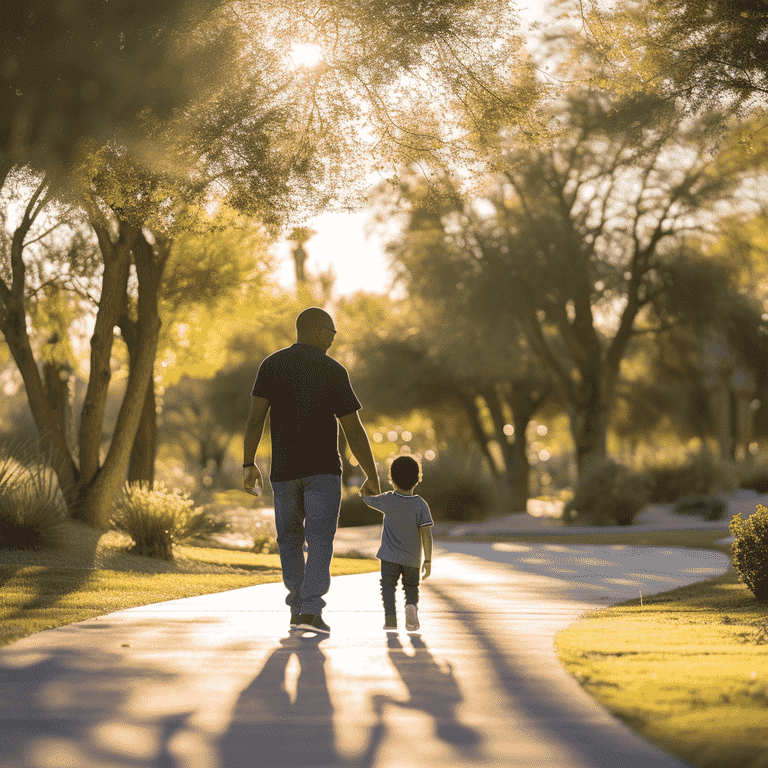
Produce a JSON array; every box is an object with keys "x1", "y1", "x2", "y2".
[
  {"x1": 645, "y1": 450, "x2": 736, "y2": 503},
  {"x1": 110, "y1": 484, "x2": 225, "y2": 560},
  {"x1": 0, "y1": 438, "x2": 68, "y2": 551},
  {"x1": 339, "y1": 491, "x2": 383, "y2": 527},
  {"x1": 182, "y1": 508, "x2": 230, "y2": 540},
  {"x1": 564, "y1": 458, "x2": 650, "y2": 526},
  {"x1": 412, "y1": 452, "x2": 494, "y2": 522},
  {"x1": 739, "y1": 466, "x2": 768, "y2": 494},
  {"x1": 674, "y1": 494, "x2": 726, "y2": 520},
  {"x1": 730, "y1": 505, "x2": 768, "y2": 601},
  {"x1": 251, "y1": 523, "x2": 279, "y2": 554}
]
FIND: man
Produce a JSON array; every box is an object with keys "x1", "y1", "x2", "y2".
[{"x1": 243, "y1": 307, "x2": 380, "y2": 634}]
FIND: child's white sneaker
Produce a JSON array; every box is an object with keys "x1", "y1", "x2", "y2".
[{"x1": 405, "y1": 603, "x2": 420, "y2": 632}]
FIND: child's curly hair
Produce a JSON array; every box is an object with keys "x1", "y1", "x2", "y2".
[{"x1": 389, "y1": 455, "x2": 421, "y2": 490}]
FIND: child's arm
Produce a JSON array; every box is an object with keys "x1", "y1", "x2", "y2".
[
  {"x1": 420, "y1": 526, "x2": 433, "y2": 579},
  {"x1": 360, "y1": 491, "x2": 385, "y2": 513}
]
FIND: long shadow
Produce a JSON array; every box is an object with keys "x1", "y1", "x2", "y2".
[
  {"x1": 381, "y1": 632, "x2": 485, "y2": 761},
  {"x1": 1, "y1": 519, "x2": 104, "y2": 622},
  {"x1": 0, "y1": 565, "x2": 98, "y2": 638},
  {"x1": 437, "y1": 541, "x2": 730, "y2": 604},
  {"x1": 219, "y1": 631, "x2": 486, "y2": 768},
  {"x1": 219, "y1": 632, "x2": 387, "y2": 768},
  {"x1": 426, "y1": 582, "x2": 694, "y2": 768},
  {"x1": 0, "y1": 644, "x2": 196, "y2": 767}
]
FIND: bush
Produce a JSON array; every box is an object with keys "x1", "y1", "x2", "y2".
[
  {"x1": 339, "y1": 492, "x2": 383, "y2": 527},
  {"x1": 0, "y1": 439, "x2": 68, "y2": 551},
  {"x1": 645, "y1": 450, "x2": 736, "y2": 503},
  {"x1": 251, "y1": 523, "x2": 279, "y2": 554},
  {"x1": 730, "y1": 505, "x2": 768, "y2": 601},
  {"x1": 739, "y1": 466, "x2": 768, "y2": 494},
  {"x1": 674, "y1": 494, "x2": 726, "y2": 520},
  {"x1": 413, "y1": 452, "x2": 494, "y2": 522},
  {"x1": 110, "y1": 484, "x2": 226, "y2": 560},
  {"x1": 564, "y1": 458, "x2": 650, "y2": 526}
]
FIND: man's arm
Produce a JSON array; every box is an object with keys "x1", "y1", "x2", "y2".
[
  {"x1": 243, "y1": 396, "x2": 270, "y2": 495},
  {"x1": 420, "y1": 526, "x2": 433, "y2": 579},
  {"x1": 338, "y1": 411, "x2": 380, "y2": 496}
]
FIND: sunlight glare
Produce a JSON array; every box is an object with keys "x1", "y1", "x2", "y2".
[{"x1": 290, "y1": 43, "x2": 323, "y2": 68}]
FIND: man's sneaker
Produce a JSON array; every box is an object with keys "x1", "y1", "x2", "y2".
[
  {"x1": 290, "y1": 612, "x2": 301, "y2": 629},
  {"x1": 405, "y1": 604, "x2": 420, "y2": 632},
  {"x1": 383, "y1": 615, "x2": 398, "y2": 631},
  {"x1": 297, "y1": 614, "x2": 331, "y2": 634}
]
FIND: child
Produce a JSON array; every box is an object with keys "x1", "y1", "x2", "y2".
[{"x1": 362, "y1": 455, "x2": 433, "y2": 632}]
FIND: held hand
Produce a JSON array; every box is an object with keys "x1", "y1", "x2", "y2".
[
  {"x1": 360, "y1": 477, "x2": 380, "y2": 496},
  {"x1": 421, "y1": 560, "x2": 431, "y2": 579},
  {"x1": 243, "y1": 465, "x2": 263, "y2": 496}
]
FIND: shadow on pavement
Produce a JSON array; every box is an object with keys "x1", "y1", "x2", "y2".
[
  {"x1": 0, "y1": 646, "x2": 195, "y2": 768},
  {"x1": 220, "y1": 632, "x2": 387, "y2": 768},
  {"x1": 381, "y1": 632, "x2": 485, "y2": 761},
  {"x1": 218, "y1": 631, "x2": 486, "y2": 767},
  {"x1": 438, "y1": 541, "x2": 730, "y2": 603},
  {"x1": 426, "y1": 582, "x2": 692, "y2": 768}
]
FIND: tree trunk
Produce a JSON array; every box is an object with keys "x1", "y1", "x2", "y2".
[
  {"x1": 119, "y1": 303, "x2": 157, "y2": 488},
  {"x1": 455, "y1": 387, "x2": 501, "y2": 480},
  {"x1": 0, "y1": 305, "x2": 80, "y2": 504},
  {"x1": 78, "y1": 220, "x2": 137, "y2": 490},
  {"x1": 0, "y1": 177, "x2": 80, "y2": 509},
  {"x1": 569, "y1": 369, "x2": 609, "y2": 478},
  {"x1": 508, "y1": 385, "x2": 543, "y2": 512},
  {"x1": 128, "y1": 374, "x2": 157, "y2": 486},
  {"x1": 78, "y1": 228, "x2": 166, "y2": 528}
]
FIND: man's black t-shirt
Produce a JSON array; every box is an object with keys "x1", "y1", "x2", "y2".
[{"x1": 251, "y1": 344, "x2": 362, "y2": 482}]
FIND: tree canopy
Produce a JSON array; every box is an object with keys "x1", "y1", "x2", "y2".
[{"x1": 578, "y1": 0, "x2": 768, "y2": 115}]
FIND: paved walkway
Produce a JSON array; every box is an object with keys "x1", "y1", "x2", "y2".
[{"x1": 0, "y1": 540, "x2": 730, "y2": 768}]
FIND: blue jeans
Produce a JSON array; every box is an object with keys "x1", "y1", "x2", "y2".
[
  {"x1": 271, "y1": 474, "x2": 342, "y2": 615},
  {"x1": 380, "y1": 560, "x2": 420, "y2": 616}
]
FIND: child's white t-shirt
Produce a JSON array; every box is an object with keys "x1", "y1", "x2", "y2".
[{"x1": 362, "y1": 491, "x2": 433, "y2": 568}]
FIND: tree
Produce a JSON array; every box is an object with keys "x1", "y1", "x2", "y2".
[
  {"x1": 575, "y1": 0, "x2": 768, "y2": 115},
  {"x1": 383, "y1": 92, "x2": 767, "y2": 477},
  {"x1": 0, "y1": 0, "x2": 231, "y2": 182},
  {"x1": 0, "y1": 165, "x2": 270, "y2": 524},
  {"x1": 1, "y1": 0, "x2": 543, "y2": 528},
  {"x1": 610, "y1": 254, "x2": 768, "y2": 461},
  {"x1": 346, "y1": 268, "x2": 551, "y2": 511}
]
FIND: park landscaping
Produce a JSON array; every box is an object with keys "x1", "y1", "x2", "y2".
[
  {"x1": 510, "y1": 528, "x2": 768, "y2": 768},
  {"x1": 0, "y1": 540, "x2": 378, "y2": 648}
]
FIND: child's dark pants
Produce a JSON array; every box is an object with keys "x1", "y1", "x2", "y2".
[{"x1": 380, "y1": 559, "x2": 420, "y2": 615}]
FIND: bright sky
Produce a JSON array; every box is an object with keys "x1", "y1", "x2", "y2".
[
  {"x1": 271, "y1": 0, "x2": 582, "y2": 299},
  {"x1": 273, "y1": 210, "x2": 396, "y2": 298}
]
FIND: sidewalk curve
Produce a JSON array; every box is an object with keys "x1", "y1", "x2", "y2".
[{"x1": 0, "y1": 542, "x2": 729, "y2": 768}]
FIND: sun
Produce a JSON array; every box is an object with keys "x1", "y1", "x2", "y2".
[{"x1": 290, "y1": 43, "x2": 323, "y2": 68}]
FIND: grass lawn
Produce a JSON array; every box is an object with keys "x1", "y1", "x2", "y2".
[
  {"x1": 0, "y1": 543, "x2": 379, "y2": 648},
  {"x1": 509, "y1": 528, "x2": 768, "y2": 768}
]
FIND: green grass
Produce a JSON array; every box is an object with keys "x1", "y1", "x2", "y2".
[
  {"x1": 529, "y1": 528, "x2": 768, "y2": 768},
  {"x1": 0, "y1": 543, "x2": 379, "y2": 648}
]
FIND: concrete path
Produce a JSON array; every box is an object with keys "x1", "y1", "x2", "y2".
[{"x1": 0, "y1": 542, "x2": 730, "y2": 768}]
